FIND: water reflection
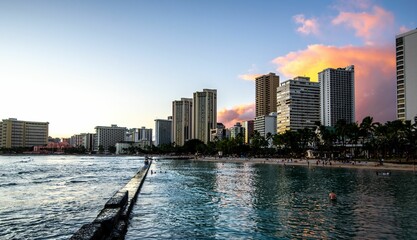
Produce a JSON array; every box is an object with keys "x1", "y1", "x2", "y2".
[{"x1": 127, "y1": 160, "x2": 417, "y2": 239}]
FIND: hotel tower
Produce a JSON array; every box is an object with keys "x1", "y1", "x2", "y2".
[
  {"x1": 396, "y1": 29, "x2": 417, "y2": 123},
  {"x1": 192, "y1": 89, "x2": 217, "y2": 144},
  {"x1": 255, "y1": 73, "x2": 280, "y2": 117},
  {"x1": 172, "y1": 98, "x2": 193, "y2": 146},
  {"x1": 319, "y1": 65, "x2": 355, "y2": 127}
]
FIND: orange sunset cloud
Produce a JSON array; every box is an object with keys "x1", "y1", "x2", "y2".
[
  {"x1": 273, "y1": 44, "x2": 396, "y2": 122},
  {"x1": 238, "y1": 74, "x2": 262, "y2": 81},
  {"x1": 218, "y1": 103, "x2": 255, "y2": 127}
]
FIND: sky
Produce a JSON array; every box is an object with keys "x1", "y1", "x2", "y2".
[{"x1": 1, "y1": 0, "x2": 416, "y2": 138}]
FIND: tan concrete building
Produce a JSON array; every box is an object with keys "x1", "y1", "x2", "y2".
[
  {"x1": 172, "y1": 98, "x2": 193, "y2": 146},
  {"x1": 256, "y1": 73, "x2": 280, "y2": 117},
  {"x1": 193, "y1": 89, "x2": 217, "y2": 144},
  {"x1": 0, "y1": 118, "x2": 49, "y2": 148}
]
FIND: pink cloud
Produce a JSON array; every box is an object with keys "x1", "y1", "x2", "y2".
[
  {"x1": 293, "y1": 14, "x2": 320, "y2": 35},
  {"x1": 332, "y1": 6, "x2": 394, "y2": 45},
  {"x1": 218, "y1": 103, "x2": 255, "y2": 128},
  {"x1": 399, "y1": 26, "x2": 411, "y2": 34},
  {"x1": 273, "y1": 44, "x2": 396, "y2": 123}
]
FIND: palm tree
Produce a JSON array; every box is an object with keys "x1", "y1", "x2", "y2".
[{"x1": 359, "y1": 116, "x2": 378, "y2": 158}]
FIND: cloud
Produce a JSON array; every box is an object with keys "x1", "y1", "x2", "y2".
[
  {"x1": 217, "y1": 103, "x2": 255, "y2": 128},
  {"x1": 272, "y1": 44, "x2": 396, "y2": 123},
  {"x1": 399, "y1": 26, "x2": 411, "y2": 34},
  {"x1": 238, "y1": 74, "x2": 262, "y2": 81},
  {"x1": 293, "y1": 14, "x2": 320, "y2": 35},
  {"x1": 332, "y1": 6, "x2": 394, "y2": 45}
]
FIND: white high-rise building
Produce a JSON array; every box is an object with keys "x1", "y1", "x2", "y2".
[
  {"x1": 95, "y1": 124, "x2": 126, "y2": 151},
  {"x1": 172, "y1": 98, "x2": 193, "y2": 146},
  {"x1": 192, "y1": 89, "x2": 217, "y2": 144},
  {"x1": 230, "y1": 122, "x2": 245, "y2": 139},
  {"x1": 396, "y1": 29, "x2": 417, "y2": 123},
  {"x1": 277, "y1": 77, "x2": 320, "y2": 133},
  {"x1": 155, "y1": 118, "x2": 172, "y2": 146},
  {"x1": 319, "y1": 65, "x2": 355, "y2": 127},
  {"x1": 138, "y1": 127, "x2": 153, "y2": 147},
  {"x1": 254, "y1": 113, "x2": 277, "y2": 138}
]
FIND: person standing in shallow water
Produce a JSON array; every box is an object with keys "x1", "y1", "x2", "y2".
[{"x1": 329, "y1": 191, "x2": 337, "y2": 200}]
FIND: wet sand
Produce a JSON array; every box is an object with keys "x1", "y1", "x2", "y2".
[{"x1": 193, "y1": 157, "x2": 417, "y2": 172}]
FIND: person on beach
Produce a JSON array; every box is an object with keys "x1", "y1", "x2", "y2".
[{"x1": 329, "y1": 191, "x2": 337, "y2": 200}]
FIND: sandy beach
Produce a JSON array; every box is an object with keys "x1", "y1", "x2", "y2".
[{"x1": 193, "y1": 156, "x2": 417, "y2": 172}]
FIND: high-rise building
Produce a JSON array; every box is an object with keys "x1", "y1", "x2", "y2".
[
  {"x1": 172, "y1": 98, "x2": 193, "y2": 146},
  {"x1": 242, "y1": 120, "x2": 254, "y2": 144},
  {"x1": 277, "y1": 77, "x2": 320, "y2": 133},
  {"x1": 95, "y1": 124, "x2": 127, "y2": 151},
  {"x1": 70, "y1": 133, "x2": 96, "y2": 151},
  {"x1": 256, "y1": 73, "x2": 280, "y2": 117},
  {"x1": 319, "y1": 65, "x2": 355, "y2": 127},
  {"x1": 138, "y1": 127, "x2": 153, "y2": 147},
  {"x1": 230, "y1": 122, "x2": 245, "y2": 139},
  {"x1": 210, "y1": 123, "x2": 228, "y2": 142},
  {"x1": 192, "y1": 89, "x2": 217, "y2": 144},
  {"x1": 155, "y1": 118, "x2": 172, "y2": 146},
  {"x1": 396, "y1": 29, "x2": 417, "y2": 123},
  {"x1": 0, "y1": 118, "x2": 49, "y2": 148},
  {"x1": 254, "y1": 113, "x2": 277, "y2": 138}
]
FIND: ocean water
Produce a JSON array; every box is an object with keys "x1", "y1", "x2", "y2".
[
  {"x1": 2, "y1": 156, "x2": 417, "y2": 239},
  {"x1": 0, "y1": 155, "x2": 143, "y2": 239},
  {"x1": 126, "y1": 160, "x2": 417, "y2": 239}
]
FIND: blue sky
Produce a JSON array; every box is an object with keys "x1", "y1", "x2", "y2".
[{"x1": 1, "y1": 0, "x2": 416, "y2": 137}]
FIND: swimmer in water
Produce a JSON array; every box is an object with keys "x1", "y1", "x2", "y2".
[{"x1": 329, "y1": 191, "x2": 337, "y2": 200}]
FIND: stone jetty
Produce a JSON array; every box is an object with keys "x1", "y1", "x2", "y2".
[{"x1": 70, "y1": 160, "x2": 151, "y2": 240}]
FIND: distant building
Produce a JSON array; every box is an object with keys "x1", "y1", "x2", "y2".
[
  {"x1": 192, "y1": 89, "x2": 217, "y2": 144},
  {"x1": 396, "y1": 29, "x2": 417, "y2": 123},
  {"x1": 0, "y1": 118, "x2": 49, "y2": 148},
  {"x1": 155, "y1": 118, "x2": 172, "y2": 146},
  {"x1": 254, "y1": 113, "x2": 277, "y2": 138},
  {"x1": 125, "y1": 128, "x2": 139, "y2": 142},
  {"x1": 230, "y1": 122, "x2": 245, "y2": 139},
  {"x1": 172, "y1": 98, "x2": 193, "y2": 146},
  {"x1": 95, "y1": 124, "x2": 127, "y2": 151},
  {"x1": 256, "y1": 73, "x2": 280, "y2": 117},
  {"x1": 319, "y1": 65, "x2": 355, "y2": 127},
  {"x1": 70, "y1": 133, "x2": 95, "y2": 151},
  {"x1": 210, "y1": 123, "x2": 229, "y2": 141},
  {"x1": 138, "y1": 127, "x2": 153, "y2": 147},
  {"x1": 242, "y1": 120, "x2": 254, "y2": 144},
  {"x1": 277, "y1": 77, "x2": 320, "y2": 134}
]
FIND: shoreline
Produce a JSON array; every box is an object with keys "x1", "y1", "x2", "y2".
[{"x1": 192, "y1": 157, "x2": 417, "y2": 172}]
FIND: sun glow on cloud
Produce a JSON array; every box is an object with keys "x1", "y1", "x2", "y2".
[
  {"x1": 238, "y1": 74, "x2": 263, "y2": 81},
  {"x1": 218, "y1": 103, "x2": 255, "y2": 128}
]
